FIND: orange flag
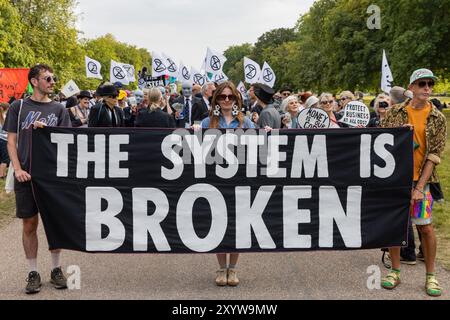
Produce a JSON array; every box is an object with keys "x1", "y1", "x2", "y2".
[{"x1": 0, "y1": 68, "x2": 30, "y2": 103}]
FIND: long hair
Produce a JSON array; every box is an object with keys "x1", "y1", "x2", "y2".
[
  {"x1": 147, "y1": 88, "x2": 162, "y2": 112},
  {"x1": 209, "y1": 81, "x2": 244, "y2": 129}
]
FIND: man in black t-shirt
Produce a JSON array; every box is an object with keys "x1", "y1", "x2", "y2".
[{"x1": 4, "y1": 64, "x2": 71, "y2": 295}]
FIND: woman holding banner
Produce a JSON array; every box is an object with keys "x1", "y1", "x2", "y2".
[
  {"x1": 199, "y1": 81, "x2": 255, "y2": 287},
  {"x1": 319, "y1": 93, "x2": 342, "y2": 128}
]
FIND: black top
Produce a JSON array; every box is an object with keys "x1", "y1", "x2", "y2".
[
  {"x1": 88, "y1": 103, "x2": 125, "y2": 127},
  {"x1": 173, "y1": 96, "x2": 208, "y2": 127},
  {"x1": 135, "y1": 108, "x2": 176, "y2": 128}
]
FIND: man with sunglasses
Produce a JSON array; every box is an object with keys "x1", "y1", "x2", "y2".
[
  {"x1": 4, "y1": 64, "x2": 71, "y2": 294},
  {"x1": 380, "y1": 68, "x2": 447, "y2": 297}
]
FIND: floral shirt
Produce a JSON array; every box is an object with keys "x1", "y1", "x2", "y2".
[{"x1": 381, "y1": 99, "x2": 447, "y2": 183}]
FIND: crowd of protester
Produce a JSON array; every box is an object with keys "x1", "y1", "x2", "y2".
[{"x1": 1, "y1": 64, "x2": 448, "y2": 296}]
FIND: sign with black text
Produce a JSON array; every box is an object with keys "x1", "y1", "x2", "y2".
[{"x1": 31, "y1": 127, "x2": 413, "y2": 254}]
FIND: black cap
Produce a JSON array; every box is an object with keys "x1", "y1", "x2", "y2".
[{"x1": 254, "y1": 83, "x2": 275, "y2": 104}]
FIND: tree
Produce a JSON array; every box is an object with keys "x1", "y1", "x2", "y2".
[
  {"x1": 0, "y1": 0, "x2": 33, "y2": 67},
  {"x1": 253, "y1": 28, "x2": 297, "y2": 62},
  {"x1": 223, "y1": 43, "x2": 254, "y2": 84}
]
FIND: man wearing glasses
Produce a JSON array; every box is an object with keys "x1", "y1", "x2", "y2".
[
  {"x1": 4, "y1": 64, "x2": 71, "y2": 294},
  {"x1": 380, "y1": 68, "x2": 447, "y2": 297}
]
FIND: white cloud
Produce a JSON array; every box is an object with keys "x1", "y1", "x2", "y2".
[{"x1": 75, "y1": 0, "x2": 315, "y2": 68}]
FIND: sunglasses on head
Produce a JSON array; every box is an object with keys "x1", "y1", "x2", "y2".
[
  {"x1": 217, "y1": 94, "x2": 237, "y2": 102},
  {"x1": 417, "y1": 80, "x2": 435, "y2": 88},
  {"x1": 40, "y1": 76, "x2": 58, "y2": 83}
]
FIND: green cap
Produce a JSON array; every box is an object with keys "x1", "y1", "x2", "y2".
[{"x1": 409, "y1": 68, "x2": 438, "y2": 85}]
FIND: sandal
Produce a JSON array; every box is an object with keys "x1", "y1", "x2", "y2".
[
  {"x1": 426, "y1": 274, "x2": 442, "y2": 297},
  {"x1": 381, "y1": 270, "x2": 401, "y2": 290}
]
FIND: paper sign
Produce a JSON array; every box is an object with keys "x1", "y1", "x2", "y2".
[
  {"x1": 297, "y1": 108, "x2": 330, "y2": 129},
  {"x1": 339, "y1": 101, "x2": 370, "y2": 127},
  {"x1": 61, "y1": 80, "x2": 80, "y2": 98}
]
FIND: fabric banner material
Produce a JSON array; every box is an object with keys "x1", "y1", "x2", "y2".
[
  {"x1": 0, "y1": 68, "x2": 30, "y2": 103},
  {"x1": 110, "y1": 60, "x2": 130, "y2": 85},
  {"x1": 381, "y1": 50, "x2": 394, "y2": 94},
  {"x1": 31, "y1": 127, "x2": 413, "y2": 254},
  {"x1": 85, "y1": 56, "x2": 103, "y2": 80}
]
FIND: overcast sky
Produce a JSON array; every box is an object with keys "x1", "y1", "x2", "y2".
[{"x1": 75, "y1": 0, "x2": 316, "y2": 69}]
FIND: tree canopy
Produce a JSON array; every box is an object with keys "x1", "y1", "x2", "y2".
[
  {"x1": 1, "y1": 0, "x2": 449, "y2": 93},
  {"x1": 223, "y1": 0, "x2": 450, "y2": 93},
  {"x1": 1, "y1": 0, "x2": 151, "y2": 90}
]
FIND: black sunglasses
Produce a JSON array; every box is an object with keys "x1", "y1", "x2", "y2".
[
  {"x1": 40, "y1": 76, "x2": 58, "y2": 83},
  {"x1": 106, "y1": 95, "x2": 118, "y2": 99},
  {"x1": 417, "y1": 80, "x2": 434, "y2": 88},
  {"x1": 217, "y1": 94, "x2": 237, "y2": 102}
]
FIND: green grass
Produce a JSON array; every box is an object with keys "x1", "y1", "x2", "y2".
[
  {"x1": 0, "y1": 178, "x2": 15, "y2": 228},
  {"x1": 433, "y1": 109, "x2": 450, "y2": 269}
]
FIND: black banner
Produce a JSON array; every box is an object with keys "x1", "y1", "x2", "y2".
[{"x1": 31, "y1": 127, "x2": 413, "y2": 253}]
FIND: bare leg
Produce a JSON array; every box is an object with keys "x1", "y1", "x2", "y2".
[
  {"x1": 216, "y1": 254, "x2": 227, "y2": 269},
  {"x1": 23, "y1": 216, "x2": 39, "y2": 259},
  {"x1": 388, "y1": 247, "x2": 401, "y2": 270},
  {"x1": 0, "y1": 163, "x2": 7, "y2": 177},
  {"x1": 417, "y1": 225, "x2": 436, "y2": 273},
  {"x1": 229, "y1": 254, "x2": 239, "y2": 267}
]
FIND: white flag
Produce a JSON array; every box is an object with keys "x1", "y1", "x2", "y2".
[
  {"x1": 178, "y1": 62, "x2": 192, "y2": 82},
  {"x1": 243, "y1": 57, "x2": 261, "y2": 84},
  {"x1": 260, "y1": 62, "x2": 276, "y2": 88},
  {"x1": 162, "y1": 53, "x2": 179, "y2": 78},
  {"x1": 61, "y1": 80, "x2": 80, "y2": 98},
  {"x1": 205, "y1": 47, "x2": 227, "y2": 76},
  {"x1": 237, "y1": 81, "x2": 247, "y2": 99},
  {"x1": 110, "y1": 60, "x2": 130, "y2": 85},
  {"x1": 85, "y1": 56, "x2": 103, "y2": 80},
  {"x1": 191, "y1": 67, "x2": 207, "y2": 86},
  {"x1": 212, "y1": 71, "x2": 228, "y2": 84},
  {"x1": 381, "y1": 50, "x2": 394, "y2": 94},
  {"x1": 121, "y1": 63, "x2": 136, "y2": 82},
  {"x1": 152, "y1": 52, "x2": 168, "y2": 78}
]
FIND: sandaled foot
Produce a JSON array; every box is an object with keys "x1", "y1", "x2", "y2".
[
  {"x1": 426, "y1": 274, "x2": 442, "y2": 297},
  {"x1": 381, "y1": 270, "x2": 401, "y2": 290}
]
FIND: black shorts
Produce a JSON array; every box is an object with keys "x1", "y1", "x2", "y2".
[{"x1": 14, "y1": 179, "x2": 39, "y2": 219}]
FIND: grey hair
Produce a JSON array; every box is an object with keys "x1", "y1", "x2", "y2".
[
  {"x1": 202, "y1": 82, "x2": 214, "y2": 95},
  {"x1": 319, "y1": 92, "x2": 334, "y2": 102},
  {"x1": 280, "y1": 96, "x2": 299, "y2": 113}
]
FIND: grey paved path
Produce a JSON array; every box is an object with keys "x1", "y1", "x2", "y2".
[{"x1": 0, "y1": 218, "x2": 449, "y2": 300}]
